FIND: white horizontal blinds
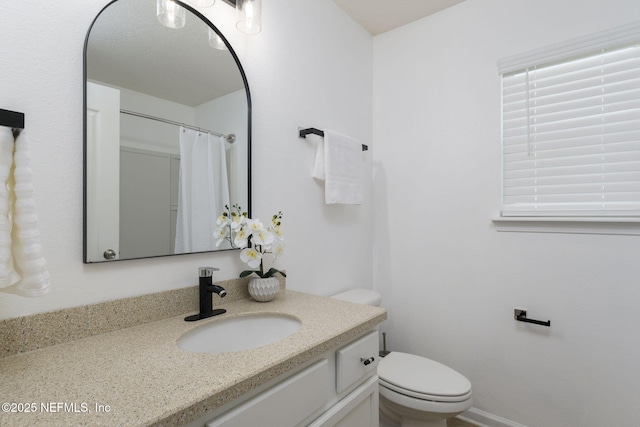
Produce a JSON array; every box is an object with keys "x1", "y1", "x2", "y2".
[{"x1": 501, "y1": 42, "x2": 640, "y2": 216}]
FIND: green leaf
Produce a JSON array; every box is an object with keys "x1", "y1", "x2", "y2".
[
  {"x1": 239, "y1": 270, "x2": 255, "y2": 277},
  {"x1": 263, "y1": 268, "x2": 286, "y2": 278},
  {"x1": 263, "y1": 268, "x2": 277, "y2": 278}
]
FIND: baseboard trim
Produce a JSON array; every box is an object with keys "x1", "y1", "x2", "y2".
[{"x1": 457, "y1": 408, "x2": 528, "y2": 427}]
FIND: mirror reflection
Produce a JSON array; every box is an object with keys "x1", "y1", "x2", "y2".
[{"x1": 84, "y1": 0, "x2": 251, "y2": 263}]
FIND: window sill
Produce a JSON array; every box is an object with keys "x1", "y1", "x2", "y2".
[{"x1": 491, "y1": 216, "x2": 640, "y2": 235}]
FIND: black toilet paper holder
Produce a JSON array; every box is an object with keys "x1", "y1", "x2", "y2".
[{"x1": 514, "y1": 309, "x2": 551, "y2": 327}]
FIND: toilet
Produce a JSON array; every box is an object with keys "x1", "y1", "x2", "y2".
[{"x1": 332, "y1": 289, "x2": 472, "y2": 427}]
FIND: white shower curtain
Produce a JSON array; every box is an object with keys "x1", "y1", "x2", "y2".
[{"x1": 174, "y1": 127, "x2": 230, "y2": 253}]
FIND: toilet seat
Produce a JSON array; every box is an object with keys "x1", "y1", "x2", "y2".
[{"x1": 378, "y1": 352, "x2": 472, "y2": 403}]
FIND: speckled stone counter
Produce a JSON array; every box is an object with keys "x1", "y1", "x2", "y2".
[{"x1": 0, "y1": 290, "x2": 386, "y2": 427}]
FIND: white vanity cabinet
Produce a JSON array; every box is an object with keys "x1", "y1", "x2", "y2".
[
  {"x1": 308, "y1": 331, "x2": 379, "y2": 427},
  {"x1": 206, "y1": 359, "x2": 330, "y2": 427},
  {"x1": 189, "y1": 330, "x2": 380, "y2": 427},
  {"x1": 307, "y1": 375, "x2": 378, "y2": 427}
]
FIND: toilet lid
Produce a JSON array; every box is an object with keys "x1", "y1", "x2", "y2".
[{"x1": 378, "y1": 352, "x2": 472, "y2": 402}]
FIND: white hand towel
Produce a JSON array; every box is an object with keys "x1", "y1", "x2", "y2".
[
  {"x1": 0, "y1": 127, "x2": 19, "y2": 288},
  {"x1": 321, "y1": 130, "x2": 363, "y2": 205},
  {"x1": 0, "y1": 130, "x2": 50, "y2": 297},
  {"x1": 311, "y1": 133, "x2": 325, "y2": 181}
]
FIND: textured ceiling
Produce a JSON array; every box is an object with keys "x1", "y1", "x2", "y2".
[
  {"x1": 333, "y1": 0, "x2": 466, "y2": 35},
  {"x1": 86, "y1": 0, "x2": 243, "y2": 107}
]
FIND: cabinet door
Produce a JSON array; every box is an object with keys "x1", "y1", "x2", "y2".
[
  {"x1": 308, "y1": 375, "x2": 378, "y2": 427},
  {"x1": 207, "y1": 360, "x2": 329, "y2": 427}
]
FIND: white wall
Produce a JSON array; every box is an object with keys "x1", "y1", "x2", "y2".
[
  {"x1": 0, "y1": 0, "x2": 372, "y2": 318},
  {"x1": 373, "y1": 1, "x2": 640, "y2": 426}
]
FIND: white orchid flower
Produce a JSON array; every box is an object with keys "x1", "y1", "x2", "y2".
[
  {"x1": 253, "y1": 229, "x2": 274, "y2": 247},
  {"x1": 215, "y1": 209, "x2": 284, "y2": 275},
  {"x1": 247, "y1": 218, "x2": 264, "y2": 233},
  {"x1": 230, "y1": 213, "x2": 245, "y2": 230},
  {"x1": 213, "y1": 226, "x2": 229, "y2": 247},
  {"x1": 233, "y1": 225, "x2": 249, "y2": 248},
  {"x1": 271, "y1": 224, "x2": 284, "y2": 241},
  {"x1": 216, "y1": 213, "x2": 230, "y2": 227},
  {"x1": 272, "y1": 241, "x2": 285, "y2": 260},
  {"x1": 240, "y1": 248, "x2": 262, "y2": 268}
]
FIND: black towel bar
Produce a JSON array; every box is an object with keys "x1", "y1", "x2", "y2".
[
  {"x1": 299, "y1": 127, "x2": 368, "y2": 151},
  {"x1": 514, "y1": 309, "x2": 551, "y2": 327},
  {"x1": 0, "y1": 109, "x2": 25, "y2": 130}
]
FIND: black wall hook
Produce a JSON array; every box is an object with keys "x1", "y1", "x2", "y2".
[{"x1": 515, "y1": 309, "x2": 551, "y2": 327}]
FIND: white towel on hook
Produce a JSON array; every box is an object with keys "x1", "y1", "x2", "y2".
[
  {"x1": 0, "y1": 127, "x2": 19, "y2": 288},
  {"x1": 313, "y1": 130, "x2": 363, "y2": 205},
  {"x1": 0, "y1": 129, "x2": 50, "y2": 297}
]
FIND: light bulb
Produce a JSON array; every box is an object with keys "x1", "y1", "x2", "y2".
[
  {"x1": 236, "y1": 0, "x2": 262, "y2": 35},
  {"x1": 157, "y1": 0, "x2": 186, "y2": 29},
  {"x1": 208, "y1": 28, "x2": 227, "y2": 50},
  {"x1": 189, "y1": 0, "x2": 215, "y2": 6}
]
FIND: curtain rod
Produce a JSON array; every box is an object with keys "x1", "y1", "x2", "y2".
[{"x1": 120, "y1": 109, "x2": 236, "y2": 143}]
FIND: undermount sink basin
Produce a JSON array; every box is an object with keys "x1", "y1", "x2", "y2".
[{"x1": 178, "y1": 314, "x2": 301, "y2": 354}]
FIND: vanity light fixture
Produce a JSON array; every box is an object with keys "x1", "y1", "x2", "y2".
[
  {"x1": 235, "y1": 0, "x2": 262, "y2": 35},
  {"x1": 157, "y1": 0, "x2": 263, "y2": 35},
  {"x1": 188, "y1": 0, "x2": 215, "y2": 7},
  {"x1": 157, "y1": 0, "x2": 186, "y2": 29},
  {"x1": 208, "y1": 28, "x2": 228, "y2": 50}
]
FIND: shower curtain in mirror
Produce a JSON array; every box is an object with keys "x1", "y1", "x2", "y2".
[{"x1": 174, "y1": 127, "x2": 230, "y2": 253}]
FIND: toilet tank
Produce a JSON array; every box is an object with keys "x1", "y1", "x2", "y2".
[{"x1": 331, "y1": 289, "x2": 382, "y2": 306}]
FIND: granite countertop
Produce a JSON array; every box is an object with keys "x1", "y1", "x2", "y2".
[{"x1": 0, "y1": 290, "x2": 386, "y2": 427}]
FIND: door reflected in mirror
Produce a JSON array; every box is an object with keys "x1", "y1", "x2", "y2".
[{"x1": 84, "y1": 0, "x2": 251, "y2": 263}]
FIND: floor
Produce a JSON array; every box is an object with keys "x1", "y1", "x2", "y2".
[
  {"x1": 447, "y1": 417, "x2": 478, "y2": 427},
  {"x1": 380, "y1": 416, "x2": 477, "y2": 427}
]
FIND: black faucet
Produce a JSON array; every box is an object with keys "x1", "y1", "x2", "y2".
[{"x1": 185, "y1": 267, "x2": 227, "y2": 321}]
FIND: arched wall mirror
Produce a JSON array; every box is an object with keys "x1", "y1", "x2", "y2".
[{"x1": 83, "y1": 0, "x2": 251, "y2": 263}]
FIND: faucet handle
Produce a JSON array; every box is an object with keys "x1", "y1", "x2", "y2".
[{"x1": 199, "y1": 267, "x2": 220, "y2": 277}]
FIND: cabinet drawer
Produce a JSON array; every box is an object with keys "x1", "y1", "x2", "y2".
[
  {"x1": 308, "y1": 375, "x2": 379, "y2": 427},
  {"x1": 336, "y1": 331, "x2": 378, "y2": 393},
  {"x1": 206, "y1": 359, "x2": 329, "y2": 427}
]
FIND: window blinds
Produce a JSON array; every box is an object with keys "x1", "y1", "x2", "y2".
[{"x1": 500, "y1": 24, "x2": 640, "y2": 217}]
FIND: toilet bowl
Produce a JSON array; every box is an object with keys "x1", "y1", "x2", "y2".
[{"x1": 331, "y1": 289, "x2": 472, "y2": 427}]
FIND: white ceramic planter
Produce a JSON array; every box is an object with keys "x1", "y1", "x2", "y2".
[{"x1": 248, "y1": 277, "x2": 280, "y2": 302}]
